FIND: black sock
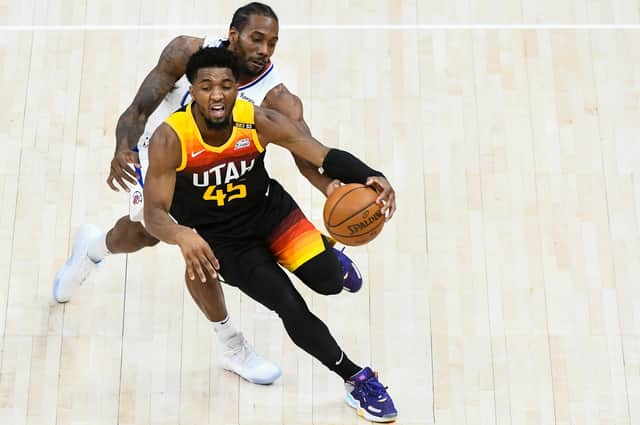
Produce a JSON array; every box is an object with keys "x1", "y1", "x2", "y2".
[{"x1": 332, "y1": 351, "x2": 362, "y2": 381}]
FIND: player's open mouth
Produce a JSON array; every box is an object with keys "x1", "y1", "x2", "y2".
[{"x1": 210, "y1": 105, "x2": 225, "y2": 119}]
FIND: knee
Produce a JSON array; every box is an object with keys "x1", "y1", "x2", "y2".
[
  {"x1": 313, "y1": 277, "x2": 342, "y2": 295},
  {"x1": 308, "y1": 239, "x2": 345, "y2": 296},
  {"x1": 139, "y1": 228, "x2": 159, "y2": 247},
  {"x1": 108, "y1": 217, "x2": 159, "y2": 251},
  {"x1": 130, "y1": 220, "x2": 158, "y2": 247},
  {"x1": 299, "y1": 258, "x2": 343, "y2": 296}
]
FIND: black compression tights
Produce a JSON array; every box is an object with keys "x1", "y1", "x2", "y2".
[{"x1": 223, "y1": 244, "x2": 361, "y2": 381}]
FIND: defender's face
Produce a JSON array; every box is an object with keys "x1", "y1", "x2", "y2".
[
  {"x1": 190, "y1": 67, "x2": 238, "y2": 127},
  {"x1": 229, "y1": 15, "x2": 279, "y2": 76}
]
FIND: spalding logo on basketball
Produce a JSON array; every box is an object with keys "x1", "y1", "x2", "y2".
[{"x1": 323, "y1": 183, "x2": 385, "y2": 246}]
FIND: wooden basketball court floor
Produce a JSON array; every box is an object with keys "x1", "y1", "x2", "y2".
[{"x1": 1, "y1": 1, "x2": 640, "y2": 424}]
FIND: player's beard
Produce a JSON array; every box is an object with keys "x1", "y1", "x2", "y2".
[
  {"x1": 204, "y1": 115, "x2": 231, "y2": 131},
  {"x1": 241, "y1": 60, "x2": 262, "y2": 77},
  {"x1": 235, "y1": 42, "x2": 265, "y2": 77}
]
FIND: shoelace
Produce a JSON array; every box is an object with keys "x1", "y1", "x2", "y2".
[
  {"x1": 359, "y1": 376, "x2": 389, "y2": 399},
  {"x1": 225, "y1": 332, "x2": 260, "y2": 365}
]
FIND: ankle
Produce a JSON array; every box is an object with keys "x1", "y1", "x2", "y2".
[
  {"x1": 212, "y1": 315, "x2": 239, "y2": 343},
  {"x1": 87, "y1": 232, "x2": 110, "y2": 263}
]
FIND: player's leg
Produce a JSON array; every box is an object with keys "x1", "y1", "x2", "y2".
[
  {"x1": 53, "y1": 214, "x2": 160, "y2": 303},
  {"x1": 54, "y1": 139, "x2": 159, "y2": 302},
  {"x1": 217, "y1": 241, "x2": 397, "y2": 422},
  {"x1": 105, "y1": 215, "x2": 159, "y2": 253},
  {"x1": 293, "y1": 247, "x2": 397, "y2": 422},
  {"x1": 218, "y1": 242, "x2": 357, "y2": 375},
  {"x1": 183, "y1": 270, "x2": 281, "y2": 385},
  {"x1": 54, "y1": 135, "x2": 149, "y2": 302}
]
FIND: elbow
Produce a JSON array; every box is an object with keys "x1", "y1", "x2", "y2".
[{"x1": 118, "y1": 104, "x2": 146, "y2": 128}]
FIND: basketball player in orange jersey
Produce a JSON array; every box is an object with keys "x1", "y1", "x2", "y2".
[
  {"x1": 53, "y1": 3, "x2": 383, "y2": 385},
  {"x1": 144, "y1": 46, "x2": 397, "y2": 423}
]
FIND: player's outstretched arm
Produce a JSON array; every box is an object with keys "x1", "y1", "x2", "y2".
[
  {"x1": 255, "y1": 107, "x2": 397, "y2": 219},
  {"x1": 262, "y1": 84, "x2": 339, "y2": 196},
  {"x1": 143, "y1": 124, "x2": 220, "y2": 282},
  {"x1": 108, "y1": 35, "x2": 202, "y2": 192}
]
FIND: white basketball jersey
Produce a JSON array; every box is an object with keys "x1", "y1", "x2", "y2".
[{"x1": 130, "y1": 36, "x2": 283, "y2": 222}]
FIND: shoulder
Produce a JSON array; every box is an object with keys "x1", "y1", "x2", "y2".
[
  {"x1": 149, "y1": 124, "x2": 181, "y2": 162},
  {"x1": 157, "y1": 35, "x2": 204, "y2": 75},
  {"x1": 262, "y1": 83, "x2": 303, "y2": 118},
  {"x1": 263, "y1": 83, "x2": 299, "y2": 105},
  {"x1": 151, "y1": 122, "x2": 180, "y2": 145},
  {"x1": 165, "y1": 35, "x2": 204, "y2": 53}
]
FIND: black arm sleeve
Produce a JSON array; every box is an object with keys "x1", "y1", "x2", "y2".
[{"x1": 321, "y1": 148, "x2": 384, "y2": 184}]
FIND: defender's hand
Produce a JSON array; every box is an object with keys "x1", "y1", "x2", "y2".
[
  {"x1": 176, "y1": 228, "x2": 220, "y2": 283},
  {"x1": 366, "y1": 176, "x2": 397, "y2": 221},
  {"x1": 107, "y1": 150, "x2": 141, "y2": 192}
]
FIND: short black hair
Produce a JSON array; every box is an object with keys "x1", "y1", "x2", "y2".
[
  {"x1": 230, "y1": 2, "x2": 278, "y2": 32},
  {"x1": 185, "y1": 47, "x2": 240, "y2": 83}
]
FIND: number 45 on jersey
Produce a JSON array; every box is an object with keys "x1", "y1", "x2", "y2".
[{"x1": 203, "y1": 182, "x2": 247, "y2": 206}]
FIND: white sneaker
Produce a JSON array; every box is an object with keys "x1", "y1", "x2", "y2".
[
  {"x1": 53, "y1": 224, "x2": 103, "y2": 303},
  {"x1": 220, "y1": 332, "x2": 282, "y2": 385}
]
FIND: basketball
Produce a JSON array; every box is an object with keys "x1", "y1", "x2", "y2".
[{"x1": 323, "y1": 183, "x2": 385, "y2": 246}]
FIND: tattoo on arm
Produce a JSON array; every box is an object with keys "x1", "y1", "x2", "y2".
[{"x1": 115, "y1": 36, "x2": 200, "y2": 151}]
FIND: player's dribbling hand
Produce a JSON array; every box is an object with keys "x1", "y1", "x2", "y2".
[
  {"x1": 107, "y1": 149, "x2": 141, "y2": 192},
  {"x1": 176, "y1": 228, "x2": 220, "y2": 284},
  {"x1": 366, "y1": 176, "x2": 397, "y2": 221}
]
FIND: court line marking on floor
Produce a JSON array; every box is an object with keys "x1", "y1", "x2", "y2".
[{"x1": 2, "y1": 24, "x2": 640, "y2": 31}]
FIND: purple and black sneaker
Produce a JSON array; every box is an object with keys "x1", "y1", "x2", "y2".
[
  {"x1": 345, "y1": 367, "x2": 398, "y2": 422},
  {"x1": 333, "y1": 247, "x2": 362, "y2": 293}
]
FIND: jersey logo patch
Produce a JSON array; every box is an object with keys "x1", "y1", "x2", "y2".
[
  {"x1": 132, "y1": 190, "x2": 143, "y2": 205},
  {"x1": 234, "y1": 138, "x2": 251, "y2": 150}
]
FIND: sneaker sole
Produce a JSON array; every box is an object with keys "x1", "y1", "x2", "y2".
[
  {"x1": 345, "y1": 393, "x2": 397, "y2": 423},
  {"x1": 52, "y1": 258, "x2": 75, "y2": 303},
  {"x1": 221, "y1": 364, "x2": 281, "y2": 385}
]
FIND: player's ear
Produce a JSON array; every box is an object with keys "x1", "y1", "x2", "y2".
[{"x1": 228, "y1": 27, "x2": 239, "y2": 45}]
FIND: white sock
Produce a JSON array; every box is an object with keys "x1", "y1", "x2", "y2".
[
  {"x1": 87, "y1": 233, "x2": 111, "y2": 263},
  {"x1": 213, "y1": 315, "x2": 239, "y2": 343}
]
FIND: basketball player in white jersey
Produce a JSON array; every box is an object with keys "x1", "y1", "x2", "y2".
[{"x1": 53, "y1": 2, "x2": 370, "y2": 385}]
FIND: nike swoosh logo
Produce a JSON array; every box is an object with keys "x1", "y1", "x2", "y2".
[{"x1": 191, "y1": 149, "x2": 206, "y2": 158}]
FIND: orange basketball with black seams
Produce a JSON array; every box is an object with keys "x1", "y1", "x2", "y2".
[{"x1": 323, "y1": 183, "x2": 385, "y2": 246}]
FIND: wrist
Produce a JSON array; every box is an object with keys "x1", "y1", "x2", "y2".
[
  {"x1": 115, "y1": 142, "x2": 131, "y2": 154},
  {"x1": 321, "y1": 149, "x2": 384, "y2": 184},
  {"x1": 174, "y1": 226, "x2": 194, "y2": 245},
  {"x1": 324, "y1": 179, "x2": 341, "y2": 197}
]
